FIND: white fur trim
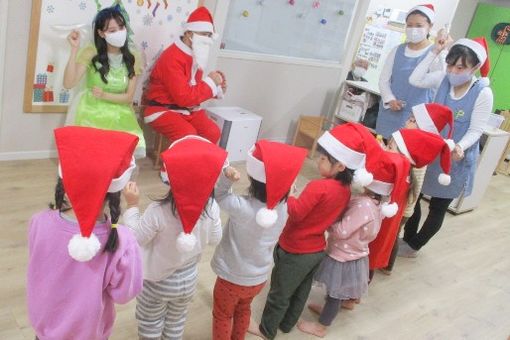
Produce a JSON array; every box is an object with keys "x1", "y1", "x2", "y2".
[
  {"x1": 438, "y1": 173, "x2": 451, "y2": 186},
  {"x1": 176, "y1": 232, "x2": 197, "y2": 252},
  {"x1": 68, "y1": 233, "x2": 101, "y2": 262},
  {"x1": 185, "y1": 21, "x2": 214, "y2": 33},
  {"x1": 58, "y1": 157, "x2": 136, "y2": 193},
  {"x1": 175, "y1": 38, "x2": 192, "y2": 56},
  {"x1": 392, "y1": 131, "x2": 416, "y2": 165},
  {"x1": 317, "y1": 131, "x2": 366, "y2": 170},
  {"x1": 408, "y1": 5, "x2": 435, "y2": 23},
  {"x1": 246, "y1": 146, "x2": 266, "y2": 183},
  {"x1": 366, "y1": 179, "x2": 394, "y2": 196},
  {"x1": 204, "y1": 77, "x2": 218, "y2": 96},
  {"x1": 413, "y1": 103, "x2": 438, "y2": 134},
  {"x1": 445, "y1": 139, "x2": 456, "y2": 151},
  {"x1": 453, "y1": 38, "x2": 487, "y2": 65},
  {"x1": 353, "y1": 167, "x2": 373, "y2": 186},
  {"x1": 256, "y1": 207, "x2": 278, "y2": 228},
  {"x1": 108, "y1": 157, "x2": 136, "y2": 193},
  {"x1": 381, "y1": 202, "x2": 398, "y2": 218}
]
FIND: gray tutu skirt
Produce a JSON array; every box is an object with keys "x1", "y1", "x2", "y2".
[{"x1": 314, "y1": 255, "x2": 369, "y2": 300}]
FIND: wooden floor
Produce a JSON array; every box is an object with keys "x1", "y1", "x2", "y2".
[{"x1": 1, "y1": 157, "x2": 509, "y2": 340}]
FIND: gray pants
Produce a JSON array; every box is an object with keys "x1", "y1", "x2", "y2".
[
  {"x1": 136, "y1": 262, "x2": 198, "y2": 340},
  {"x1": 318, "y1": 296, "x2": 342, "y2": 326}
]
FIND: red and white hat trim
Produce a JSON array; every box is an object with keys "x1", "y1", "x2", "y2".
[
  {"x1": 408, "y1": 4, "x2": 435, "y2": 23},
  {"x1": 246, "y1": 145, "x2": 266, "y2": 183},
  {"x1": 366, "y1": 179, "x2": 394, "y2": 197},
  {"x1": 452, "y1": 38, "x2": 487, "y2": 65},
  {"x1": 412, "y1": 103, "x2": 439, "y2": 135},
  {"x1": 317, "y1": 131, "x2": 366, "y2": 170},
  {"x1": 392, "y1": 131, "x2": 416, "y2": 165},
  {"x1": 185, "y1": 21, "x2": 214, "y2": 34},
  {"x1": 58, "y1": 157, "x2": 136, "y2": 193}
]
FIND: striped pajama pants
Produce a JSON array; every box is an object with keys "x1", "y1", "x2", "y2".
[{"x1": 136, "y1": 262, "x2": 198, "y2": 340}]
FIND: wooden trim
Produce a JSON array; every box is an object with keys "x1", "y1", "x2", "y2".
[{"x1": 23, "y1": 0, "x2": 43, "y2": 113}]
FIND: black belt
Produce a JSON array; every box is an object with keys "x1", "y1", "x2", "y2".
[{"x1": 146, "y1": 100, "x2": 193, "y2": 112}]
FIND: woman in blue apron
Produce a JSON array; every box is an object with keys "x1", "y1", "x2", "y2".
[
  {"x1": 399, "y1": 37, "x2": 494, "y2": 257},
  {"x1": 376, "y1": 4, "x2": 442, "y2": 139}
]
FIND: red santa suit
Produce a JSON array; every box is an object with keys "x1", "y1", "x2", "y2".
[
  {"x1": 143, "y1": 7, "x2": 221, "y2": 144},
  {"x1": 368, "y1": 151, "x2": 411, "y2": 269}
]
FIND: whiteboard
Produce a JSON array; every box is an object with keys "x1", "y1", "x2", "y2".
[
  {"x1": 25, "y1": 0, "x2": 200, "y2": 112},
  {"x1": 220, "y1": 0, "x2": 357, "y2": 63}
]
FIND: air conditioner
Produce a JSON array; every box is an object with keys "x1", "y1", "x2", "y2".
[{"x1": 206, "y1": 106, "x2": 262, "y2": 162}]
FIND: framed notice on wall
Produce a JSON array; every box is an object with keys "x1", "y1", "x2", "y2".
[{"x1": 23, "y1": 0, "x2": 203, "y2": 113}]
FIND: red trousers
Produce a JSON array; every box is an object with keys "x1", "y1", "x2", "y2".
[
  {"x1": 149, "y1": 109, "x2": 221, "y2": 144},
  {"x1": 212, "y1": 277, "x2": 266, "y2": 340}
]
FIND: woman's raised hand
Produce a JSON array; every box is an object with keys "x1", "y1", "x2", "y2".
[
  {"x1": 67, "y1": 30, "x2": 80, "y2": 49},
  {"x1": 433, "y1": 28, "x2": 453, "y2": 55}
]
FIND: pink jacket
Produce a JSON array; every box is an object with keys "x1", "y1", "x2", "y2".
[
  {"x1": 27, "y1": 210, "x2": 143, "y2": 340},
  {"x1": 326, "y1": 196, "x2": 383, "y2": 262}
]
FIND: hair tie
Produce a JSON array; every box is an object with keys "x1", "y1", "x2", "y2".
[
  {"x1": 112, "y1": 3, "x2": 121, "y2": 12},
  {"x1": 111, "y1": 223, "x2": 118, "y2": 229}
]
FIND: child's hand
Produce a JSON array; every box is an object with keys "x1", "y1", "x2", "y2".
[
  {"x1": 91, "y1": 86, "x2": 104, "y2": 99},
  {"x1": 123, "y1": 181, "x2": 140, "y2": 208},
  {"x1": 224, "y1": 166, "x2": 241, "y2": 182},
  {"x1": 67, "y1": 30, "x2": 80, "y2": 50}
]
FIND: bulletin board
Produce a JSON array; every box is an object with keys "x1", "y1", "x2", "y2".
[
  {"x1": 23, "y1": 0, "x2": 203, "y2": 113},
  {"x1": 220, "y1": 0, "x2": 358, "y2": 63}
]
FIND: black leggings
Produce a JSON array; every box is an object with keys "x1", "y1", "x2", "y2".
[
  {"x1": 319, "y1": 295, "x2": 342, "y2": 326},
  {"x1": 403, "y1": 194, "x2": 453, "y2": 251}
]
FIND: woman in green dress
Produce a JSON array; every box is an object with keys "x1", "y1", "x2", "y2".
[{"x1": 63, "y1": 6, "x2": 145, "y2": 158}]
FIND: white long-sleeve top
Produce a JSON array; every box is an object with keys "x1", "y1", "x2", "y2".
[
  {"x1": 123, "y1": 200, "x2": 222, "y2": 282},
  {"x1": 409, "y1": 52, "x2": 493, "y2": 151},
  {"x1": 379, "y1": 45, "x2": 445, "y2": 106}
]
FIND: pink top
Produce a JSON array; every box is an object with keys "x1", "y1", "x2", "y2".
[
  {"x1": 27, "y1": 209, "x2": 143, "y2": 340},
  {"x1": 326, "y1": 196, "x2": 383, "y2": 262}
]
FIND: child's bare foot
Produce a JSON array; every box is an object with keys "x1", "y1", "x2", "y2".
[
  {"x1": 341, "y1": 298, "x2": 360, "y2": 310},
  {"x1": 297, "y1": 320, "x2": 327, "y2": 338},
  {"x1": 247, "y1": 318, "x2": 267, "y2": 339},
  {"x1": 307, "y1": 303, "x2": 323, "y2": 315},
  {"x1": 379, "y1": 268, "x2": 392, "y2": 275}
]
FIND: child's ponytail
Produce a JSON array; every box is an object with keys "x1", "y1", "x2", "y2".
[
  {"x1": 49, "y1": 178, "x2": 70, "y2": 212},
  {"x1": 104, "y1": 191, "x2": 121, "y2": 253}
]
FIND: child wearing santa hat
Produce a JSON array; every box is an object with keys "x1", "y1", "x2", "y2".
[
  {"x1": 407, "y1": 36, "x2": 493, "y2": 256},
  {"x1": 27, "y1": 126, "x2": 143, "y2": 340},
  {"x1": 381, "y1": 103, "x2": 454, "y2": 273},
  {"x1": 210, "y1": 140, "x2": 308, "y2": 340},
  {"x1": 122, "y1": 135, "x2": 226, "y2": 340},
  {"x1": 252, "y1": 123, "x2": 373, "y2": 340},
  {"x1": 299, "y1": 126, "x2": 409, "y2": 337}
]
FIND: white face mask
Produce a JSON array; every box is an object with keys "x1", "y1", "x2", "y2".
[
  {"x1": 104, "y1": 29, "x2": 127, "y2": 48},
  {"x1": 352, "y1": 66, "x2": 367, "y2": 79},
  {"x1": 191, "y1": 33, "x2": 213, "y2": 70},
  {"x1": 406, "y1": 27, "x2": 428, "y2": 44}
]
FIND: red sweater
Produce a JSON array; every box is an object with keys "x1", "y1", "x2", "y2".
[
  {"x1": 144, "y1": 39, "x2": 216, "y2": 117},
  {"x1": 278, "y1": 178, "x2": 351, "y2": 254}
]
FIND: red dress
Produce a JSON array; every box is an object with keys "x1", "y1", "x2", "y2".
[{"x1": 368, "y1": 152, "x2": 411, "y2": 269}]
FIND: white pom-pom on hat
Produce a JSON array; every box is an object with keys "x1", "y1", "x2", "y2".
[
  {"x1": 68, "y1": 233, "x2": 101, "y2": 262},
  {"x1": 353, "y1": 168, "x2": 373, "y2": 187},
  {"x1": 256, "y1": 207, "x2": 278, "y2": 228},
  {"x1": 445, "y1": 139, "x2": 456, "y2": 151},
  {"x1": 381, "y1": 202, "x2": 399, "y2": 218},
  {"x1": 479, "y1": 77, "x2": 490, "y2": 87},
  {"x1": 176, "y1": 232, "x2": 197, "y2": 252},
  {"x1": 438, "y1": 173, "x2": 451, "y2": 186}
]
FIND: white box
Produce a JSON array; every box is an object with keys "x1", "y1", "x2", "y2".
[
  {"x1": 337, "y1": 100, "x2": 364, "y2": 122},
  {"x1": 206, "y1": 106, "x2": 262, "y2": 162}
]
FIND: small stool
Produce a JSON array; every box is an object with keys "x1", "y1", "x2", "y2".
[
  {"x1": 292, "y1": 115, "x2": 325, "y2": 159},
  {"x1": 153, "y1": 132, "x2": 170, "y2": 169}
]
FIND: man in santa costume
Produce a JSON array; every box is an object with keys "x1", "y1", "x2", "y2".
[{"x1": 143, "y1": 6, "x2": 225, "y2": 144}]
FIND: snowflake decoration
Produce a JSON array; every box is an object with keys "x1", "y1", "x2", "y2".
[
  {"x1": 143, "y1": 14, "x2": 154, "y2": 26},
  {"x1": 46, "y1": 5, "x2": 55, "y2": 13},
  {"x1": 167, "y1": 14, "x2": 173, "y2": 22},
  {"x1": 79, "y1": 1, "x2": 87, "y2": 10},
  {"x1": 176, "y1": 6, "x2": 182, "y2": 13},
  {"x1": 141, "y1": 41, "x2": 148, "y2": 50}
]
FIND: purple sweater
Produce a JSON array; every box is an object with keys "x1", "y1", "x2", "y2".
[{"x1": 27, "y1": 209, "x2": 143, "y2": 340}]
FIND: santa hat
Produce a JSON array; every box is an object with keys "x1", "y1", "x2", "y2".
[
  {"x1": 317, "y1": 122, "x2": 374, "y2": 186},
  {"x1": 392, "y1": 129, "x2": 452, "y2": 185},
  {"x1": 160, "y1": 135, "x2": 227, "y2": 252},
  {"x1": 412, "y1": 103, "x2": 455, "y2": 146},
  {"x1": 246, "y1": 140, "x2": 308, "y2": 228},
  {"x1": 54, "y1": 126, "x2": 138, "y2": 262},
  {"x1": 452, "y1": 37, "x2": 490, "y2": 86},
  {"x1": 407, "y1": 4, "x2": 435, "y2": 23},
  {"x1": 184, "y1": 6, "x2": 215, "y2": 34}
]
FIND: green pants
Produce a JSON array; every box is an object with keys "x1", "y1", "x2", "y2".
[{"x1": 259, "y1": 244, "x2": 325, "y2": 339}]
